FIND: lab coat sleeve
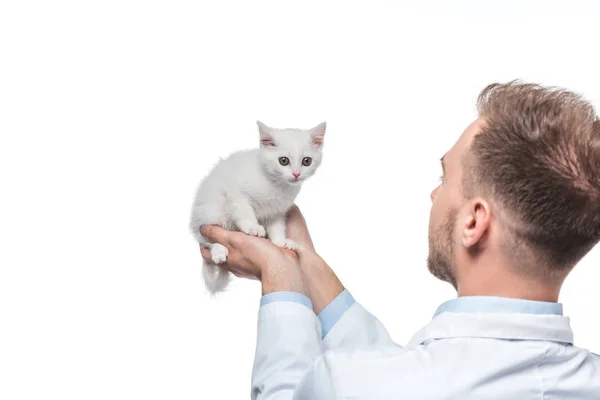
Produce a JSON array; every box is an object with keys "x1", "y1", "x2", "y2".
[
  {"x1": 292, "y1": 353, "x2": 340, "y2": 400},
  {"x1": 317, "y1": 289, "x2": 357, "y2": 339},
  {"x1": 322, "y1": 298, "x2": 396, "y2": 350},
  {"x1": 251, "y1": 301, "x2": 323, "y2": 400}
]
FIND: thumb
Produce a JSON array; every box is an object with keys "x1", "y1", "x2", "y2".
[
  {"x1": 285, "y1": 205, "x2": 315, "y2": 251},
  {"x1": 200, "y1": 225, "x2": 230, "y2": 246}
]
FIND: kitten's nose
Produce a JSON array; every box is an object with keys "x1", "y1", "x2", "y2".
[{"x1": 293, "y1": 171, "x2": 301, "y2": 179}]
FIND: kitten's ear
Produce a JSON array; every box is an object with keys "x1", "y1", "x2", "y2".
[
  {"x1": 309, "y1": 122, "x2": 327, "y2": 149},
  {"x1": 257, "y1": 120, "x2": 276, "y2": 148}
]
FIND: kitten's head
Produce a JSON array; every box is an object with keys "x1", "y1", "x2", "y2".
[{"x1": 257, "y1": 121, "x2": 326, "y2": 185}]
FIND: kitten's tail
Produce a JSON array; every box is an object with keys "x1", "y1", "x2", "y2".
[
  {"x1": 202, "y1": 260, "x2": 231, "y2": 295},
  {"x1": 190, "y1": 203, "x2": 231, "y2": 294}
]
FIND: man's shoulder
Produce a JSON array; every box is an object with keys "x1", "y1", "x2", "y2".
[
  {"x1": 589, "y1": 350, "x2": 600, "y2": 359},
  {"x1": 310, "y1": 339, "x2": 598, "y2": 397},
  {"x1": 316, "y1": 342, "x2": 439, "y2": 375},
  {"x1": 316, "y1": 337, "x2": 564, "y2": 378},
  {"x1": 307, "y1": 342, "x2": 459, "y2": 397}
]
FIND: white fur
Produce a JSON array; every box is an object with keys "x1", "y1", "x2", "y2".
[{"x1": 189, "y1": 121, "x2": 326, "y2": 294}]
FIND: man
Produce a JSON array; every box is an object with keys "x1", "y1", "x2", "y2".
[{"x1": 200, "y1": 81, "x2": 600, "y2": 398}]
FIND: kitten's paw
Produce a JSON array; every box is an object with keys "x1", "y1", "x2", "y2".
[
  {"x1": 210, "y1": 243, "x2": 228, "y2": 264},
  {"x1": 255, "y1": 225, "x2": 267, "y2": 237},
  {"x1": 272, "y1": 238, "x2": 298, "y2": 250},
  {"x1": 239, "y1": 222, "x2": 266, "y2": 237},
  {"x1": 283, "y1": 239, "x2": 298, "y2": 250}
]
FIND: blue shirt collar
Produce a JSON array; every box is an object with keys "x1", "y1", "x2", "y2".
[{"x1": 433, "y1": 296, "x2": 563, "y2": 318}]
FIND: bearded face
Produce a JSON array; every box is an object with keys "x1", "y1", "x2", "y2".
[{"x1": 427, "y1": 206, "x2": 459, "y2": 290}]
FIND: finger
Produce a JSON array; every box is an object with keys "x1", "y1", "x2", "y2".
[
  {"x1": 225, "y1": 230, "x2": 248, "y2": 249},
  {"x1": 198, "y1": 247, "x2": 239, "y2": 275},
  {"x1": 200, "y1": 225, "x2": 230, "y2": 246},
  {"x1": 282, "y1": 248, "x2": 300, "y2": 262},
  {"x1": 229, "y1": 269, "x2": 259, "y2": 280},
  {"x1": 200, "y1": 244, "x2": 246, "y2": 270},
  {"x1": 200, "y1": 246, "x2": 212, "y2": 262},
  {"x1": 286, "y1": 205, "x2": 315, "y2": 251},
  {"x1": 230, "y1": 270, "x2": 243, "y2": 278},
  {"x1": 199, "y1": 242, "x2": 254, "y2": 277},
  {"x1": 216, "y1": 261, "x2": 260, "y2": 281}
]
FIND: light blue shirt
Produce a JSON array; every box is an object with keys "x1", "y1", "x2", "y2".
[
  {"x1": 260, "y1": 290, "x2": 563, "y2": 339},
  {"x1": 260, "y1": 290, "x2": 356, "y2": 339},
  {"x1": 432, "y1": 295, "x2": 563, "y2": 317}
]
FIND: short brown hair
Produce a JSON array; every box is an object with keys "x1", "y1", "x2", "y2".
[{"x1": 463, "y1": 80, "x2": 600, "y2": 275}]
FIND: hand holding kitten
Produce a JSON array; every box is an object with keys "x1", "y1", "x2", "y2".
[
  {"x1": 199, "y1": 205, "x2": 314, "y2": 295},
  {"x1": 200, "y1": 205, "x2": 346, "y2": 313}
]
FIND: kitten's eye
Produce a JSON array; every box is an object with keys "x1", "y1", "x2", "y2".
[
  {"x1": 302, "y1": 157, "x2": 312, "y2": 166},
  {"x1": 279, "y1": 157, "x2": 290, "y2": 166}
]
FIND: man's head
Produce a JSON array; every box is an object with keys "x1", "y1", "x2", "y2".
[{"x1": 428, "y1": 81, "x2": 600, "y2": 298}]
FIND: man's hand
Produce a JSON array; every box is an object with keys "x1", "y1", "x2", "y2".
[
  {"x1": 284, "y1": 206, "x2": 316, "y2": 252},
  {"x1": 280, "y1": 206, "x2": 345, "y2": 314},
  {"x1": 199, "y1": 224, "x2": 307, "y2": 295},
  {"x1": 199, "y1": 205, "x2": 344, "y2": 309}
]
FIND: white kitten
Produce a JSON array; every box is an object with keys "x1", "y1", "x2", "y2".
[{"x1": 189, "y1": 121, "x2": 326, "y2": 294}]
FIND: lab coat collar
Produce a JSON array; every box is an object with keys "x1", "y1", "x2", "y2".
[
  {"x1": 433, "y1": 296, "x2": 563, "y2": 318},
  {"x1": 405, "y1": 311, "x2": 574, "y2": 348}
]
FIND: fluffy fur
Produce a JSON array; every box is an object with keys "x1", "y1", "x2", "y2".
[{"x1": 189, "y1": 121, "x2": 326, "y2": 294}]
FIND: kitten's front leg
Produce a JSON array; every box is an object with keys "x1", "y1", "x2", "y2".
[
  {"x1": 231, "y1": 197, "x2": 266, "y2": 237},
  {"x1": 266, "y1": 215, "x2": 298, "y2": 250}
]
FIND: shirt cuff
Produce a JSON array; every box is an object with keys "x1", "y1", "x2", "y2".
[
  {"x1": 317, "y1": 289, "x2": 355, "y2": 339},
  {"x1": 260, "y1": 291, "x2": 313, "y2": 310}
]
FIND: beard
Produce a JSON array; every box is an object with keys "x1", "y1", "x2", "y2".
[{"x1": 427, "y1": 207, "x2": 459, "y2": 290}]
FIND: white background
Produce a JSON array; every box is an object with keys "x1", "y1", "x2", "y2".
[{"x1": 1, "y1": 1, "x2": 599, "y2": 399}]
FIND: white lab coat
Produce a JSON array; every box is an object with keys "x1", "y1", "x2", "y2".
[{"x1": 251, "y1": 300, "x2": 600, "y2": 399}]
